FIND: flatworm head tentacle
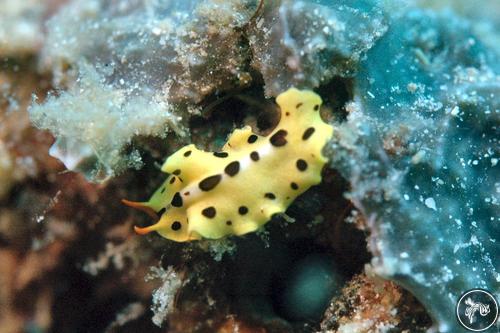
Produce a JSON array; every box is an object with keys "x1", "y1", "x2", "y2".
[{"x1": 121, "y1": 199, "x2": 158, "y2": 220}]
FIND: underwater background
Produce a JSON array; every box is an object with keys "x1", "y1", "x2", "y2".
[{"x1": 0, "y1": 0, "x2": 498, "y2": 332}]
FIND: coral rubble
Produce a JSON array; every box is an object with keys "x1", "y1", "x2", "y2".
[
  {"x1": 320, "y1": 271, "x2": 431, "y2": 333},
  {"x1": 0, "y1": 0, "x2": 47, "y2": 56},
  {"x1": 30, "y1": 0, "x2": 257, "y2": 181},
  {"x1": 249, "y1": 0, "x2": 387, "y2": 97}
]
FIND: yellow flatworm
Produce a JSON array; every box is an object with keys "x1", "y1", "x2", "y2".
[{"x1": 123, "y1": 88, "x2": 333, "y2": 242}]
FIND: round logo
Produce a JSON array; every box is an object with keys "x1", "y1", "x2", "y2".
[{"x1": 456, "y1": 289, "x2": 499, "y2": 331}]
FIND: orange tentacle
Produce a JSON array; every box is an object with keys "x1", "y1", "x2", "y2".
[
  {"x1": 121, "y1": 199, "x2": 159, "y2": 220},
  {"x1": 134, "y1": 225, "x2": 156, "y2": 235}
]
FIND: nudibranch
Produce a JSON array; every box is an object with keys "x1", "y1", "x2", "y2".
[{"x1": 123, "y1": 88, "x2": 333, "y2": 242}]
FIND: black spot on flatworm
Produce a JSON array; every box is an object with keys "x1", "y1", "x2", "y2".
[
  {"x1": 296, "y1": 103, "x2": 303, "y2": 108},
  {"x1": 171, "y1": 221, "x2": 182, "y2": 231},
  {"x1": 296, "y1": 159, "x2": 308, "y2": 171},
  {"x1": 250, "y1": 151, "x2": 260, "y2": 161},
  {"x1": 184, "y1": 150, "x2": 192, "y2": 157},
  {"x1": 169, "y1": 177, "x2": 175, "y2": 184},
  {"x1": 202, "y1": 207, "x2": 216, "y2": 218},
  {"x1": 314, "y1": 104, "x2": 319, "y2": 111},
  {"x1": 238, "y1": 206, "x2": 248, "y2": 215},
  {"x1": 270, "y1": 129, "x2": 288, "y2": 147},
  {"x1": 199, "y1": 174, "x2": 222, "y2": 191},
  {"x1": 226, "y1": 220, "x2": 232, "y2": 226},
  {"x1": 224, "y1": 161, "x2": 240, "y2": 176},
  {"x1": 265, "y1": 192, "x2": 276, "y2": 199},
  {"x1": 302, "y1": 127, "x2": 315, "y2": 140},
  {"x1": 173, "y1": 169, "x2": 181, "y2": 175},
  {"x1": 157, "y1": 208, "x2": 166, "y2": 216},
  {"x1": 213, "y1": 152, "x2": 228, "y2": 158},
  {"x1": 161, "y1": 187, "x2": 166, "y2": 193},
  {"x1": 291, "y1": 182, "x2": 299, "y2": 190},
  {"x1": 247, "y1": 134, "x2": 258, "y2": 143},
  {"x1": 171, "y1": 192, "x2": 183, "y2": 207}
]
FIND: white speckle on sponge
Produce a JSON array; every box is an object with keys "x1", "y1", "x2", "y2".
[{"x1": 424, "y1": 197, "x2": 437, "y2": 211}]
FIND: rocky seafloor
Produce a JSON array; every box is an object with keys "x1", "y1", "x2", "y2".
[{"x1": 0, "y1": 0, "x2": 498, "y2": 332}]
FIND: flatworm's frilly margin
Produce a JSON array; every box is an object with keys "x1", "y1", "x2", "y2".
[{"x1": 123, "y1": 88, "x2": 333, "y2": 242}]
